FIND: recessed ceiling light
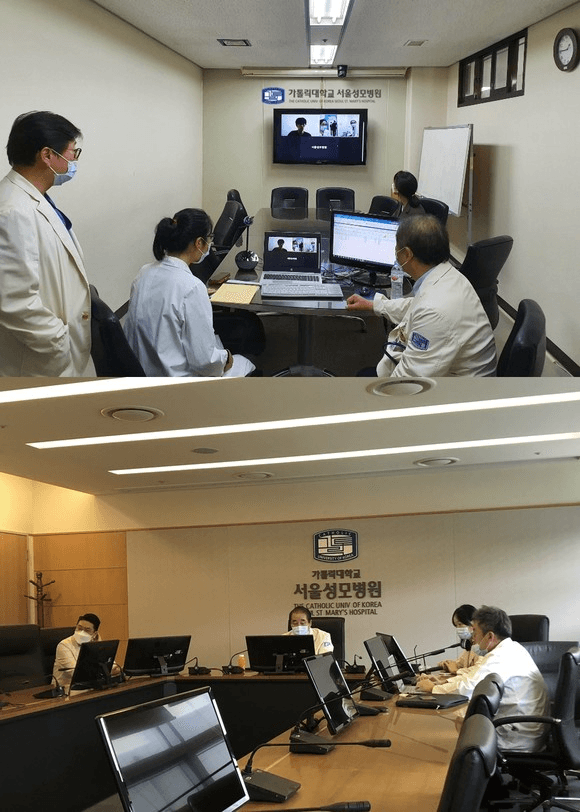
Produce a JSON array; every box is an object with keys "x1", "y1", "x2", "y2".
[
  {"x1": 232, "y1": 472, "x2": 273, "y2": 480},
  {"x1": 414, "y1": 457, "x2": 459, "y2": 467},
  {"x1": 192, "y1": 447, "x2": 219, "y2": 455},
  {"x1": 101, "y1": 407, "x2": 164, "y2": 423},
  {"x1": 217, "y1": 38, "x2": 251, "y2": 47},
  {"x1": 404, "y1": 40, "x2": 427, "y2": 47},
  {"x1": 367, "y1": 378, "x2": 435, "y2": 397}
]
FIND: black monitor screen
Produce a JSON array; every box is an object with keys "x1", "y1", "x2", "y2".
[
  {"x1": 123, "y1": 636, "x2": 191, "y2": 677},
  {"x1": 273, "y1": 109, "x2": 367, "y2": 165},
  {"x1": 303, "y1": 652, "x2": 358, "y2": 735},
  {"x1": 245, "y1": 634, "x2": 315, "y2": 674},
  {"x1": 97, "y1": 686, "x2": 249, "y2": 812},
  {"x1": 330, "y1": 211, "x2": 398, "y2": 272},
  {"x1": 70, "y1": 639, "x2": 119, "y2": 691},
  {"x1": 363, "y1": 635, "x2": 398, "y2": 693},
  {"x1": 376, "y1": 633, "x2": 415, "y2": 683}
]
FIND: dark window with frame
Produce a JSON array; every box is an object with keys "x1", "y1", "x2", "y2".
[{"x1": 458, "y1": 30, "x2": 527, "y2": 107}]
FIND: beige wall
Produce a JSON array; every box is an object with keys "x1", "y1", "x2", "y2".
[
  {"x1": 439, "y1": 4, "x2": 580, "y2": 361},
  {"x1": 1, "y1": 0, "x2": 204, "y2": 310},
  {"x1": 202, "y1": 71, "x2": 407, "y2": 220},
  {"x1": 126, "y1": 506, "x2": 580, "y2": 670}
]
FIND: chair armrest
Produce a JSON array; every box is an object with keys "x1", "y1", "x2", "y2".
[{"x1": 493, "y1": 715, "x2": 560, "y2": 728}]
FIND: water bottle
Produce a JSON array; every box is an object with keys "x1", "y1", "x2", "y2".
[
  {"x1": 390, "y1": 261, "x2": 404, "y2": 299},
  {"x1": 237, "y1": 654, "x2": 246, "y2": 671}
]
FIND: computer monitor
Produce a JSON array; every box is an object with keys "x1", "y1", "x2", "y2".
[
  {"x1": 330, "y1": 211, "x2": 399, "y2": 276},
  {"x1": 376, "y1": 633, "x2": 416, "y2": 684},
  {"x1": 123, "y1": 635, "x2": 191, "y2": 677},
  {"x1": 97, "y1": 686, "x2": 249, "y2": 812},
  {"x1": 363, "y1": 635, "x2": 399, "y2": 694},
  {"x1": 303, "y1": 652, "x2": 358, "y2": 735},
  {"x1": 263, "y1": 231, "x2": 321, "y2": 272},
  {"x1": 69, "y1": 639, "x2": 119, "y2": 691},
  {"x1": 245, "y1": 634, "x2": 315, "y2": 674}
]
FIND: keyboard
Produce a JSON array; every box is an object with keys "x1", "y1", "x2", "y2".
[
  {"x1": 260, "y1": 281, "x2": 344, "y2": 299},
  {"x1": 262, "y1": 272, "x2": 321, "y2": 282}
]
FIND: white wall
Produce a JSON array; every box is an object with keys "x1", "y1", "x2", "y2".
[
  {"x1": 126, "y1": 506, "x2": 580, "y2": 670},
  {"x1": 0, "y1": 0, "x2": 203, "y2": 310},
  {"x1": 439, "y1": 4, "x2": 580, "y2": 363},
  {"x1": 202, "y1": 71, "x2": 407, "y2": 221}
]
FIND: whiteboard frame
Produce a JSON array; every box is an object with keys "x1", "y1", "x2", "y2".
[{"x1": 418, "y1": 124, "x2": 473, "y2": 242}]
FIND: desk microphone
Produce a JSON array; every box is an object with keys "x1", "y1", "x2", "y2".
[
  {"x1": 222, "y1": 649, "x2": 247, "y2": 675},
  {"x1": 409, "y1": 643, "x2": 463, "y2": 672},
  {"x1": 287, "y1": 804, "x2": 371, "y2": 812},
  {"x1": 242, "y1": 741, "x2": 389, "y2": 801},
  {"x1": 235, "y1": 217, "x2": 259, "y2": 271}
]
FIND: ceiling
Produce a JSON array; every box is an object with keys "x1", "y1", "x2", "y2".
[
  {"x1": 90, "y1": 0, "x2": 574, "y2": 70},
  {"x1": 1, "y1": 377, "x2": 580, "y2": 496}
]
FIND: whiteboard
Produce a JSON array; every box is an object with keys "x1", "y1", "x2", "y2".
[{"x1": 418, "y1": 125, "x2": 472, "y2": 217}]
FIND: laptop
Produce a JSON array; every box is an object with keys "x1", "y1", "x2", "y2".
[{"x1": 260, "y1": 231, "x2": 343, "y2": 299}]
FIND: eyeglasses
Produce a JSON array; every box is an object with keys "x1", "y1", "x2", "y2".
[
  {"x1": 75, "y1": 624, "x2": 94, "y2": 634},
  {"x1": 53, "y1": 147, "x2": 82, "y2": 161}
]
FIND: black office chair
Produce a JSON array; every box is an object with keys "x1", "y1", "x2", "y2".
[
  {"x1": 510, "y1": 614, "x2": 550, "y2": 643},
  {"x1": 458, "y1": 235, "x2": 513, "y2": 329},
  {"x1": 496, "y1": 648, "x2": 580, "y2": 811},
  {"x1": 227, "y1": 188, "x2": 248, "y2": 219},
  {"x1": 316, "y1": 187, "x2": 355, "y2": 218},
  {"x1": 368, "y1": 195, "x2": 399, "y2": 217},
  {"x1": 436, "y1": 714, "x2": 497, "y2": 812},
  {"x1": 271, "y1": 187, "x2": 309, "y2": 210},
  {"x1": 90, "y1": 285, "x2": 146, "y2": 377},
  {"x1": 0, "y1": 624, "x2": 46, "y2": 691},
  {"x1": 522, "y1": 642, "x2": 580, "y2": 709},
  {"x1": 420, "y1": 197, "x2": 449, "y2": 225},
  {"x1": 39, "y1": 626, "x2": 75, "y2": 679},
  {"x1": 464, "y1": 673, "x2": 504, "y2": 721},
  {"x1": 497, "y1": 299, "x2": 546, "y2": 377},
  {"x1": 194, "y1": 199, "x2": 248, "y2": 282},
  {"x1": 312, "y1": 617, "x2": 346, "y2": 665}
]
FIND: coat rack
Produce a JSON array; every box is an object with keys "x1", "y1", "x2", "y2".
[{"x1": 24, "y1": 571, "x2": 55, "y2": 627}]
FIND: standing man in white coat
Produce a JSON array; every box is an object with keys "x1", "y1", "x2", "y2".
[
  {"x1": 347, "y1": 215, "x2": 497, "y2": 377},
  {"x1": 0, "y1": 111, "x2": 92, "y2": 376}
]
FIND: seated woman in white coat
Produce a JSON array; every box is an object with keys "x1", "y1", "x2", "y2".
[
  {"x1": 124, "y1": 208, "x2": 254, "y2": 377},
  {"x1": 283, "y1": 605, "x2": 333, "y2": 655}
]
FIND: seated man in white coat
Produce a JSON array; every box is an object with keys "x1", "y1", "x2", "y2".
[
  {"x1": 0, "y1": 111, "x2": 92, "y2": 376},
  {"x1": 417, "y1": 605, "x2": 549, "y2": 752},
  {"x1": 347, "y1": 215, "x2": 496, "y2": 377}
]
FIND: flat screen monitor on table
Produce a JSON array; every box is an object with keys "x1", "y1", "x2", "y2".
[
  {"x1": 363, "y1": 635, "x2": 400, "y2": 694},
  {"x1": 376, "y1": 632, "x2": 416, "y2": 685},
  {"x1": 330, "y1": 211, "x2": 398, "y2": 275},
  {"x1": 97, "y1": 686, "x2": 249, "y2": 812},
  {"x1": 245, "y1": 634, "x2": 315, "y2": 674},
  {"x1": 69, "y1": 639, "x2": 119, "y2": 691},
  {"x1": 273, "y1": 109, "x2": 367, "y2": 165},
  {"x1": 123, "y1": 635, "x2": 191, "y2": 677},
  {"x1": 303, "y1": 652, "x2": 358, "y2": 735}
]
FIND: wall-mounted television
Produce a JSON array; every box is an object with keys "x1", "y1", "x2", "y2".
[{"x1": 273, "y1": 109, "x2": 367, "y2": 165}]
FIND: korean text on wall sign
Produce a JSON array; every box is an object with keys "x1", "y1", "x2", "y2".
[{"x1": 287, "y1": 88, "x2": 382, "y2": 100}]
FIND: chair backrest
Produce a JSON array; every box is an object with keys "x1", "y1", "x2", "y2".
[
  {"x1": 509, "y1": 614, "x2": 550, "y2": 643},
  {"x1": 437, "y1": 714, "x2": 497, "y2": 812},
  {"x1": 213, "y1": 200, "x2": 246, "y2": 249},
  {"x1": 551, "y1": 647, "x2": 580, "y2": 770},
  {"x1": 368, "y1": 195, "x2": 399, "y2": 217},
  {"x1": 0, "y1": 624, "x2": 46, "y2": 690},
  {"x1": 420, "y1": 197, "x2": 449, "y2": 225},
  {"x1": 464, "y1": 672, "x2": 504, "y2": 720},
  {"x1": 311, "y1": 617, "x2": 346, "y2": 665},
  {"x1": 316, "y1": 187, "x2": 355, "y2": 213},
  {"x1": 497, "y1": 299, "x2": 546, "y2": 377},
  {"x1": 39, "y1": 626, "x2": 75, "y2": 679},
  {"x1": 271, "y1": 187, "x2": 309, "y2": 210},
  {"x1": 226, "y1": 189, "x2": 248, "y2": 219},
  {"x1": 522, "y1": 641, "x2": 579, "y2": 708},
  {"x1": 90, "y1": 286, "x2": 146, "y2": 377},
  {"x1": 458, "y1": 236, "x2": 513, "y2": 328}
]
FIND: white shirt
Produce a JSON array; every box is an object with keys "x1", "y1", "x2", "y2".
[
  {"x1": 433, "y1": 637, "x2": 549, "y2": 751},
  {"x1": 373, "y1": 261, "x2": 497, "y2": 378},
  {"x1": 284, "y1": 627, "x2": 334, "y2": 655},
  {"x1": 124, "y1": 256, "x2": 253, "y2": 377}
]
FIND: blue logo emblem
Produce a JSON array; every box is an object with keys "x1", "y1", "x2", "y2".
[
  {"x1": 410, "y1": 331, "x2": 430, "y2": 350},
  {"x1": 262, "y1": 87, "x2": 285, "y2": 104},
  {"x1": 313, "y1": 530, "x2": 358, "y2": 563}
]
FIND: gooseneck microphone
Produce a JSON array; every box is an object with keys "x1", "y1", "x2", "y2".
[
  {"x1": 288, "y1": 804, "x2": 371, "y2": 812},
  {"x1": 243, "y1": 741, "x2": 389, "y2": 802}
]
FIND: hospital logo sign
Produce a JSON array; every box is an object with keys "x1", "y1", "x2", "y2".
[{"x1": 313, "y1": 529, "x2": 358, "y2": 563}]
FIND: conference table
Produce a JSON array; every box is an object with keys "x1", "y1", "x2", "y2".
[
  {"x1": 211, "y1": 207, "x2": 387, "y2": 376},
  {"x1": 0, "y1": 672, "x2": 462, "y2": 812}
]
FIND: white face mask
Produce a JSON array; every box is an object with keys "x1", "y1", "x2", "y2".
[
  {"x1": 190, "y1": 238, "x2": 211, "y2": 265},
  {"x1": 293, "y1": 625, "x2": 310, "y2": 636},
  {"x1": 74, "y1": 630, "x2": 92, "y2": 645},
  {"x1": 456, "y1": 626, "x2": 472, "y2": 640},
  {"x1": 50, "y1": 156, "x2": 78, "y2": 186}
]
